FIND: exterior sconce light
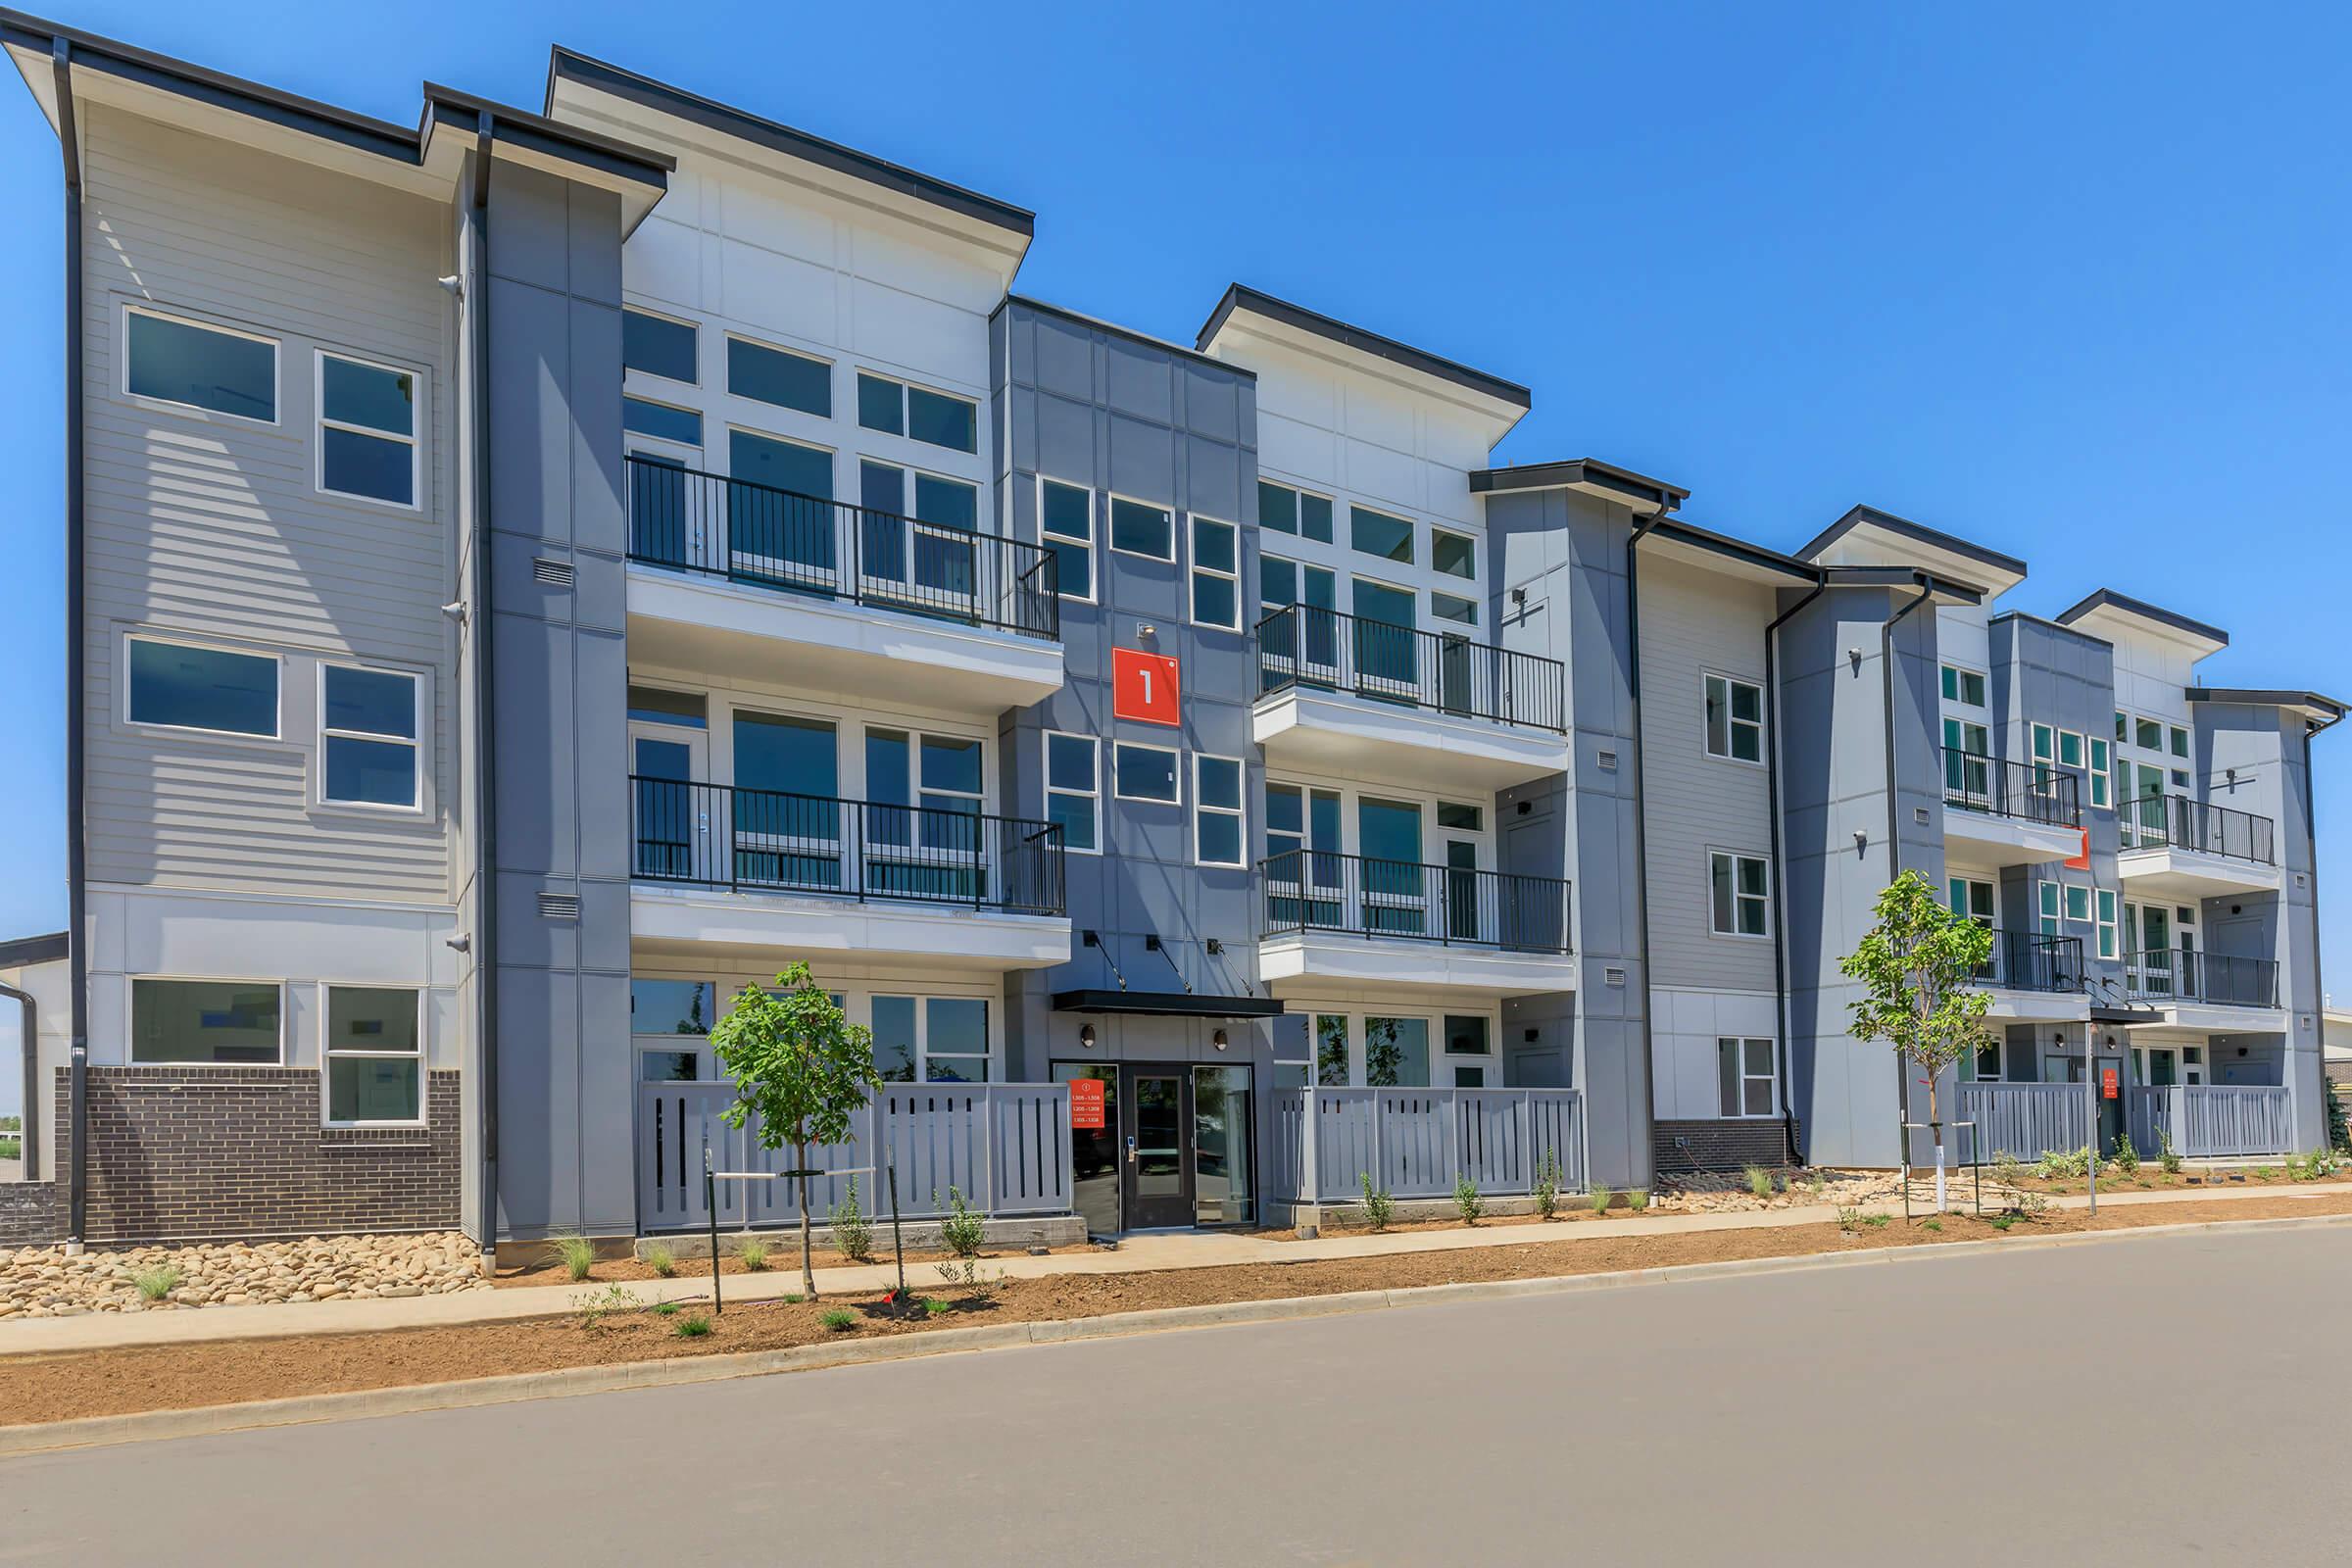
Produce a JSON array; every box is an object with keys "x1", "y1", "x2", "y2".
[
  {"x1": 1079, "y1": 1024, "x2": 1097, "y2": 1050},
  {"x1": 1211, "y1": 1029, "x2": 1229, "y2": 1051}
]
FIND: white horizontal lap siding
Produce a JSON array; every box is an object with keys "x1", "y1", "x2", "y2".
[
  {"x1": 78, "y1": 107, "x2": 455, "y2": 903},
  {"x1": 1638, "y1": 559, "x2": 1780, "y2": 993}
]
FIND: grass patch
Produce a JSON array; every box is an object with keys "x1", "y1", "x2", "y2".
[
  {"x1": 737, "y1": 1237, "x2": 771, "y2": 1273},
  {"x1": 818, "y1": 1306, "x2": 858, "y2": 1333},
  {"x1": 133, "y1": 1264, "x2": 180, "y2": 1301},
  {"x1": 654, "y1": 1300, "x2": 680, "y2": 1317},
  {"x1": 673, "y1": 1313, "x2": 712, "y2": 1339},
  {"x1": 1590, "y1": 1183, "x2": 1615, "y2": 1215},
  {"x1": 643, "y1": 1243, "x2": 676, "y2": 1279},
  {"x1": 553, "y1": 1233, "x2": 596, "y2": 1283}
]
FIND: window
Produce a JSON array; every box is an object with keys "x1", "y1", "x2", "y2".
[
  {"x1": 2058, "y1": 730, "x2": 2084, "y2": 769},
  {"x1": 1432, "y1": 529, "x2": 1476, "y2": 580},
  {"x1": 323, "y1": 985, "x2": 422, "y2": 1123},
  {"x1": 127, "y1": 637, "x2": 278, "y2": 736},
  {"x1": 129, "y1": 978, "x2": 281, "y2": 1064},
  {"x1": 1363, "y1": 1017, "x2": 1431, "y2": 1088},
  {"x1": 1943, "y1": 717, "x2": 1990, "y2": 799},
  {"x1": 1040, "y1": 479, "x2": 1093, "y2": 600},
  {"x1": 2089, "y1": 738, "x2": 2111, "y2": 808},
  {"x1": 2115, "y1": 710, "x2": 2128, "y2": 743},
  {"x1": 732, "y1": 428, "x2": 831, "y2": 500},
  {"x1": 1718, "y1": 1037, "x2": 1776, "y2": 1117},
  {"x1": 124, "y1": 307, "x2": 276, "y2": 421},
  {"x1": 2038, "y1": 881, "x2": 2061, "y2": 937},
  {"x1": 318, "y1": 353, "x2": 418, "y2": 506},
  {"x1": 623, "y1": 310, "x2": 698, "y2": 383},
  {"x1": 631, "y1": 979, "x2": 713, "y2": 1036},
  {"x1": 2096, "y1": 889, "x2": 2119, "y2": 961},
  {"x1": 321, "y1": 664, "x2": 419, "y2": 808},
  {"x1": 2135, "y1": 716, "x2": 2162, "y2": 751},
  {"x1": 2171, "y1": 768, "x2": 2188, "y2": 789},
  {"x1": 1703, "y1": 674, "x2": 1764, "y2": 763},
  {"x1": 1258, "y1": 480, "x2": 1333, "y2": 543},
  {"x1": 1438, "y1": 801, "x2": 1482, "y2": 831},
  {"x1": 856, "y1": 372, "x2": 977, "y2": 452},
  {"x1": 1446, "y1": 1015, "x2": 1492, "y2": 1055},
  {"x1": 1109, "y1": 497, "x2": 1174, "y2": 561},
  {"x1": 1046, "y1": 732, "x2": 1100, "y2": 853},
  {"x1": 1315, "y1": 1014, "x2": 1348, "y2": 1087},
  {"x1": 1195, "y1": 755, "x2": 1244, "y2": 866},
  {"x1": 1940, "y1": 664, "x2": 1986, "y2": 707},
  {"x1": 2170, "y1": 724, "x2": 2190, "y2": 760},
  {"x1": 2031, "y1": 722, "x2": 2057, "y2": 795},
  {"x1": 2065, "y1": 883, "x2": 2091, "y2": 923},
  {"x1": 1350, "y1": 506, "x2": 1414, "y2": 564},
  {"x1": 1191, "y1": 515, "x2": 1239, "y2": 628},
  {"x1": 624, "y1": 397, "x2": 702, "y2": 446},
  {"x1": 1113, "y1": 741, "x2": 1180, "y2": 804},
  {"x1": 1431, "y1": 591, "x2": 1478, "y2": 626},
  {"x1": 727, "y1": 336, "x2": 830, "y2": 416},
  {"x1": 1947, "y1": 877, "x2": 1994, "y2": 930},
  {"x1": 1709, "y1": 852, "x2": 1770, "y2": 937},
  {"x1": 913, "y1": 472, "x2": 978, "y2": 530},
  {"x1": 872, "y1": 995, "x2": 992, "y2": 1082}
]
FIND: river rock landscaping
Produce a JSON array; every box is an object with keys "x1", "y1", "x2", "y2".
[{"x1": 0, "y1": 1233, "x2": 485, "y2": 1319}]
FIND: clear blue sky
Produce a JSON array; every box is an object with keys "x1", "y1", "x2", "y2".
[{"x1": 2, "y1": 1, "x2": 2347, "y2": 990}]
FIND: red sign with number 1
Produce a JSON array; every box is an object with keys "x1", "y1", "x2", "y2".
[{"x1": 1112, "y1": 648, "x2": 1180, "y2": 726}]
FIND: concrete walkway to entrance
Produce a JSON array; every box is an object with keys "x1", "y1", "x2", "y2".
[{"x1": 2, "y1": 1180, "x2": 2334, "y2": 1357}]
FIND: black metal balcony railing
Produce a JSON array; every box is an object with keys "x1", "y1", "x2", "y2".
[
  {"x1": 1252, "y1": 604, "x2": 1568, "y2": 734},
  {"x1": 1942, "y1": 747, "x2": 2082, "y2": 828},
  {"x1": 1258, "y1": 849, "x2": 1571, "y2": 953},
  {"x1": 630, "y1": 776, "x2": 1065, "y2": 915},
  {"x1": 625, "y1": 456, "x2": 1059, "y2": 641},
  {"x1": 2123, "y1": 949, "x2": 2279, "y2": 1008},
  {"x1": 1973, "y1": 931, "x2": 2085, "y2": 994},
  {"x1": 2118, "y1": 792, "x2": 2276, "y2": 866}
]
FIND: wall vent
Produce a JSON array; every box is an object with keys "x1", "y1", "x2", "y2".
[
  {"x1": 533, "y1": 557, "x2": 575, "y2": 588},
  {"x1": 1603, "y1": 966, "x2": 1627, "y2": 987},
  {"x1": 1914, "y1": 806, "x2": 1932, "y2": 826},
  {"x1": 536, "y1": 891, "x2": 581, "y2": 921},
  {"x1": 1595, "y1": 749, "x2": 1619, "y2": 771}
]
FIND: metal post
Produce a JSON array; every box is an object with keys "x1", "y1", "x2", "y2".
[
  {"x1": 887, "y1": 1146, "x2": 907, "y2": 1316},
  {"x1": 705, "y1": 1142, "x2": 723, "y2": 1315},
  {"x1": 2084, "y1": 1029, "x2": 2098, "y2": 1216}
]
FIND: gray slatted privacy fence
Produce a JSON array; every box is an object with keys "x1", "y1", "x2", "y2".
[
  {"x1": 1970, "y1": 1081, "x2": 2293, "y2": 1161},
  {"x1": 1268, "y1": 1088, "x2": 1586, "y2": 1203},
  {"x1": 637, "y1": 1082, "x2": 1074, "y2": 1233},
  {"x1": 1962, "y1": 1083, "x2": 2083, "y2": 1161}
]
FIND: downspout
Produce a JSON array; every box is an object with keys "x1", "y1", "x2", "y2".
[
  {"x1": 54, "y1": 41, "x2": 88, "y2": 1254},
  {"x1": 1879, "y1": 573, "x2": 1936, "y2": 1157},
  {"x1": 1763, "y1": 571, "x2": 1828, "y2": 1164},
  {"x1": 469, "y1": 119, "x2": 501, "y2": 1255},
  {"x1": 0, "y1": 983, "x2": 34, "y2": 1178},
  {"x1": 1624, "y1": 506, "x2": 1668, "y2": 1182},
  {"x1": 2299, "y1": 706, "x2": 2340, "y2": 1148}
]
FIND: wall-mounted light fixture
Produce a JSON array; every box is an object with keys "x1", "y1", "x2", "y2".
[
  {"x1": 1211, "y1": 1029, "x2": 1229, "y2": 1051},
  {"x1": 1079, "y1": 1024, "x2": 1097, "y2": 1050}
]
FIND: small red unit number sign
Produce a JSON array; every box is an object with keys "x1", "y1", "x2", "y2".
[
  {"x1": 1112, "y1": 648, "x2": 1180, "y2": 726},
  {"x1": 1069, "y1": 1077, "x2": 1106, "y2": 1130}
]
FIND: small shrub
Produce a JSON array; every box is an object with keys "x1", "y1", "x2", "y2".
[
  {"x1": 1923, "y1": 1218, "x2": 1942, "y2": 1232},
  {"x1": 2292, "y1": 1150, "x2": 2340, "y2": 1182},
  {"x1": 2035, "y1": 1147, "x2": 2091, "y2": 1181},
  {"x1": 1804, "y1": 1172, "x2": 1827, "y2": 1200},
  {"x1": 1625, "y1": 1188, "x2": 1651, "y2": 1213},
  {"x1": 1589, "y1": 1183, "x2": 1615, "y2": 1215},
  {"x1": 2017, "y1": 1190, "x2": 2050, "y2": 1218},
  {"x1": 831, "y1": 1175, "x2": 875, "y2": 1262},
  {"x1": 2157, "y1": 1126, "x2": 2182, "y2": 1175},
  {"x1": 1987, "y1": 1214, "x2": 2018, "y2": 1232},
  {"x1": 654, "y1": 1299, "x2": 681, "y2": 1317},
  {"x1": 1990, "y1": 1151, "x2": 2026, "y2": 1191},
  {"x1": 573, "y1": 1283, "x2": 641, "y2": 1331},
  {"x1": 1837, "y1": 1205, "x2": 1863, "y2": 1233},
  {"x1": 933, "y1": 1258, "x2": 1001, "y2": 1297},
  {"x1": 1861, "y1": 1212, "x2": 1890, "y2": 1229},
  {"x1": 1532, "y1": 1152, "x2": 1563, "y2": 1220},
  {"x1": 818, "y1": 1306, "x2": 858, "y2": 1333},
  {"x1": 779, "y1": 1292, "x2": 805, "y2": 1304},
  {"x1": 938, "y1": 1187, "x2": 986, "y2": 1259},
  {"x1": 133, "y1": 1264, "x2": 180, "y2": 1302},
  {"x1": 1359, "y1": 1171, "x2": 1396, "y2": 1233},
  {"x1": 643, "y1": 1243, "x2": 676, "y2": 1279},
  {"x1": 1452, "y1": 1173, "x2": 1484, "y2": 1225},
  {"x1": 2112, "y1": 1134, "x2": 2139, "y2": 1177},
  {"x1": 674, "y1": 1312, "x2": 712, "y2": 1339},
  {"x1": 737, "y1": 1237, "x2": 771, "y2": 1273},
  {"x1": 1744, "y1": 1164, "x2": 1777, "y2": 1201},
  {"x1": 553, "y1": 1232, "x2": 597, "y2": 1283},
  {"x1": 923, "y1": 1298, "x2": 950, "y2": 1318}
]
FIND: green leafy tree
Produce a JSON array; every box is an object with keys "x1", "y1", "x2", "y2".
[
  {"x1": 1838, "y1": 871, "x2": 1995, "y2": 1211},
  {"x1": 710, "y1": 963, "x2": 880, "y2": 1298}
]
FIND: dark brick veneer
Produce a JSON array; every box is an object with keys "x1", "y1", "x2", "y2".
[{"x1": 1654, "y1": 1118, "x2": 1796, "y2": 1175}]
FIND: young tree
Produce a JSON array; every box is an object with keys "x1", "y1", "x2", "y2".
[
  {"x1": 710, "y1": 962, "x2": 880, "y2": 1298},
  {"x1": 1838, "y1": 870, "x2": 1996, "y2": 1211}
]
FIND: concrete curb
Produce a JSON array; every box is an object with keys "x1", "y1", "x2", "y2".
[{"x1": 5, "y1": 1208, "x2": 2348, "y2": 1459}]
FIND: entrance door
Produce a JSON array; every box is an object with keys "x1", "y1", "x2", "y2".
[{"x1": 1122, "y1": 1069, "x2": 1193, "y2": 1229}]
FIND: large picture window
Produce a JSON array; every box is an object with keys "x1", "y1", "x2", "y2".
[
  {"x1": 323, "y1": 985, "x2": 423, "y2": 1124},
  {"x1": 127, "y1": 637, "x2": 278, "y2": 737},
  {"x1": 728, "y1": 336, "x2": 831, "y2": 416},
  {"x1": 124, "y1": 307, "x2": 276, "y2": 421},
  {"x1": 872, "y1": 995, "x2": 992, "y2": 1082},
  {"x1": 130, "y1": 978, "x2": 282, "y2": 1065}
]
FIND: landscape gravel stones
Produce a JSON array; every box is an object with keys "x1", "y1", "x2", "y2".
[{"x1": 0, "y1": 1232, "x2": 485, "y2": 1320}]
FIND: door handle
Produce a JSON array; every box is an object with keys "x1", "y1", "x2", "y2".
[{"x1": 1125, "y1": 1136, "x2": 1137, "y2": 1165}]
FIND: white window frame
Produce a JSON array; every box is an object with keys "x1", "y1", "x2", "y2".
[
  {"x1": 121, "y1": 302, "x2": 280, "y2": 426},
  {"x1": 1038, "y1": 475, "x2": 1096, "y2": 604},
  {"x1": 1430, "y1": 526, "x2": 1477, "y2": 582},
  {"x1": 1717, "y1": 1036, "x2": 1778, "y2": 1118},
  {"x1": 2096, "y1": 888, "x2": 2119, "y2": 961},
  {"x1": 318, "y1": 661, "x2": 424, "y2": 813},
  {"x1": 722, "y1": 329, "x2": 833, "y2": 416},
  {"x1": 1257, "y1": 477, "x2": 1336, "y2": 545},
  {"x1": 2064, "y1": 882, "x2": 2092, "y2": 924},
  {"x1": 318, "y1": 983, "x2": 427, "y2": 1127},
  {"x1": 1702, "y1": 671, "x2": 1766, "y2": 766},
  {"x1": 2088, "y1": 737, "x2": 2112, "y2": 809},
  {"x1": 1044, "y1": 730, "x2": 1101, "y2": 856},
  {"x1": 122, "y1": 631, "x2": 283, "y2": 741},
  {"x1": 314, "y1": 348, "x2": 423, "y2": 511},
  {"x1": 2037, "y1": 880, "x2": 2062, "y2": 938},
  {"x1": 1708, "y1": 850, "x2": 1773, "y2": 940},
  {"x1": 1111, "y1": 740, "x2": 1182, "y2": 806},
  {"x1": 1940, "y1": 662, "x2": 1987, "y2": 708},
  {"x1": 856, "y1": 369, "x2": 980, "y2": 454},
  {"x1": 1106, "y1": 492, "x2": 1177, "y2": 564},
  {"x1": 622, "y1": 304, "x2": 701, "y2": 386},
  {"x1": 127, "y1": 975, "x2": 286, "y2": 1067},
  {"x1": 1193, "y1": 753, "x2": 1245, "y2": 866},
  {"x1": 2057, "y1": 729, "x2": 2085, "y2": 770},
  {"x1": 866, "y1": 991, "x2": 999, "y2": 1084},
  {"x1": 1190, "y1": 514, "x2": 1240, "y2": 630}
]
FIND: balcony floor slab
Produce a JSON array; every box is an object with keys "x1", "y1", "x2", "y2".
[
  {"x1": 1252, "y1": 688, "x2": 1571, "y2": 790},
  {"x1": 630, "y1": 884, "x2": 1071, "y2": 970},
  {"x1": 1260, "y1": 931, "x2": 1577, "y2": 1000}
]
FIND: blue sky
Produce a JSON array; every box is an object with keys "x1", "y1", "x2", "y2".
[{"x1": 1, "y1": 1, "x2": 2347, "y2": 986}]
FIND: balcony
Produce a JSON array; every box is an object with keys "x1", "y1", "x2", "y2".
[
  {"x1": 623, "y1": 457, "x2": 1064, "y2": 711},
  {"x1": 1256, "y1": 849, "x2": 1574, "y2": 999},
  {"x1": 2122, "y1": 949, "x2": 2279, "y2": 1013},
  {"x1": 1967, "y1": 932, "x2": 2087, "y2": 1022},
  {"x1": 2117, "y1": 794, "x2": 2281, "y2": 899},
  {"x1": 1250, "y1": 605, "x2": 1572, "y2": 789},
  {"x1": 1940, "y1": 749, "x2": 2083, "y2": 867},
  {"x1": 628, "y1": 777, "x2": 1070, "y2": 970}
]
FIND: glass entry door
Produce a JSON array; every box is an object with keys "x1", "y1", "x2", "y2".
[
  {"x1": 631, "y1": 727, "x2": 707, "y2": 880},
  {"x1": 1122, "y1": 1070, "x2": 1192, "y2": 1229}
]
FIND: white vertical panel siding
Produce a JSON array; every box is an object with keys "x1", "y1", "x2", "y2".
[
  {"x1": 78, "y1": 106, "x2": 456, "y2": 901},
  {"x1": 1638, "y1": 557, "x2": 1782, "y2": 993}
]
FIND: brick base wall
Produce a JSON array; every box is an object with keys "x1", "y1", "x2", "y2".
[
  {"x1": 0, "y1": 1181, "x2": 61, "y2": 1248},
  {"x1": 1654, "y1": 1118, "x2": 1795, "y2": 1175},
  {"x1": 56, "y1": 1067, "x2": 461, "y2": 1244}
]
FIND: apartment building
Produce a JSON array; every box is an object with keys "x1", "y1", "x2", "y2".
[{"x1": 1, "y1": 15, "x2": 2336, "y2": 1254}]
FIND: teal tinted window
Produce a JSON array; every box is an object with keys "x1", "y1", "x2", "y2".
[
  {"x1": 322, "y1": 427, "x2": 415, "y2": 505},
  {"x1": 1110, "y1": 498, "x2": 1174, "y2": 560},
  {"x1": 860, "y1": 460, "x2": 905, "y2": 515},
  {"x1": 1432, "y1": 529, "x2": 1475, "y2": 579},
  {"x1": 1299, "y1": 492, "x2": 1333, "y2": 543},
  {"x1": 1431, "y1": 591, "x2": 1477, "y2": 626},
  {"x1": 319, "y1": 357, "x2": 417, "y2": 504},
  {"x1": 913, "y1": 474, "x2": 978, "y2": 530},
  {"x1": 730, "y1": 429, "x2": 831, "y2": 499},
  {"x1": 1350, "y1": 506, "x2": 1414, "y2": 564},
  {"x1": 1193, "y1": 516, "x2": 1236, "y2": 575},
  {"x1": 734, "y1": 710, "x2": 837, "y2": 797},
  {"x1": 857, "y1": 373, "x2": 904, "y2": 434},
  {"x1": 1258, "y1": 481, "x2": 1297, "y2": 534},
  {"x1": 322, "y1": 357, "x2": 415, "y2": 435},
  {"x1": 623, "y1": 310, "x2": 698, "y2": 383},
  {"x1": 1198, "y1": 756, "x2": 1242, "y2": 811},
  {"x1": 128, "y1": 639, "x2": 277, "y2": 735},
  {"x1": 322, "y1": 664, "x2": 419, "y2": 808},
  {"x1": 323, "y1": 665, "x2": 416, "y2": 740},
  {"x1": 1042, "y1": 479, "x2": 1093, "y2": 598},
  {"x1": 631, "y1": 980, "x2": 714, "y2": 1036},
  {"x1": 624, "y1": 398, "x2": 702, "y2": 445},
  {"x1": 907, "y1": 386, "x2": 977, "y2": 452},
  {"x1": 728, "y1": 338, "x2": 830, "y2": 416},
  {"x1": 1114, "y1": 744, "x2": 1179, "y2": 802},
  {"x1": 126, "y1": 310, "x2": 275, "y2": 420},
  {"x1": 130, "y1": 979, "x2": 280, "y2": 1064}
]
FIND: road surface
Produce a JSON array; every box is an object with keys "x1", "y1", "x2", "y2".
[{"x1": 4, "y1": 1223, "x2": 2346, "y2": 1565}]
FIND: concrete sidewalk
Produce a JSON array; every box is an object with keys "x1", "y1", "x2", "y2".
[{"x1": 2, "y1": 1180, "x2": 2337, "y2": 1357}]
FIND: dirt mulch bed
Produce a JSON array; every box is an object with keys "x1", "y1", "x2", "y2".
[
  {"x1": 492, "y1": 1242, "x2": 1094, "y2": 1290},
  {"x1": 1990, "y1": 1167, "x2": 2348, "y2": 1198},
  {"x1": 6, "y1": 1188, "x2": 2349, "y2": 1428}
]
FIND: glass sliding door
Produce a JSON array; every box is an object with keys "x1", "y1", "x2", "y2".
[
  {"x1": 731, "y1": 711, "x2": 839, "y2": 890},
  {"x1": 1357, "y1": 797, "x2": 1425, "y2": 936}
]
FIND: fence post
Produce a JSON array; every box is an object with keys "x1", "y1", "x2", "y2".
[
  {"x1": 1299, "y1": 1087, "x2": 1320, "y2": 1208},
  {"x1": 1517, "y1": 1090, "x2": 1533, "y2": 1194},
  {"x1": 981, "y1": 1086, "x2": 998, "y2": 1214}
]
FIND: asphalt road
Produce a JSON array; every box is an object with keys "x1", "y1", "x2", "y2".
[{"x1": 5, "y1": 1224, "x2": 2347, "y2": 1566}]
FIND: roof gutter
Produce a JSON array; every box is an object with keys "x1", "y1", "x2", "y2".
[
  {"x1": 468, "y1": 118, "x2": 500, "y2": 1254},
  {"x1": 1624, "y1": 504, "x2": 1670, "y2": 1184},
  {"x1": 53, "y1": 38, "x2": 87, "y2": 1253},
  {"x1": 1763, "y1": 569, "x2": 1829, "y2": 1162}
]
